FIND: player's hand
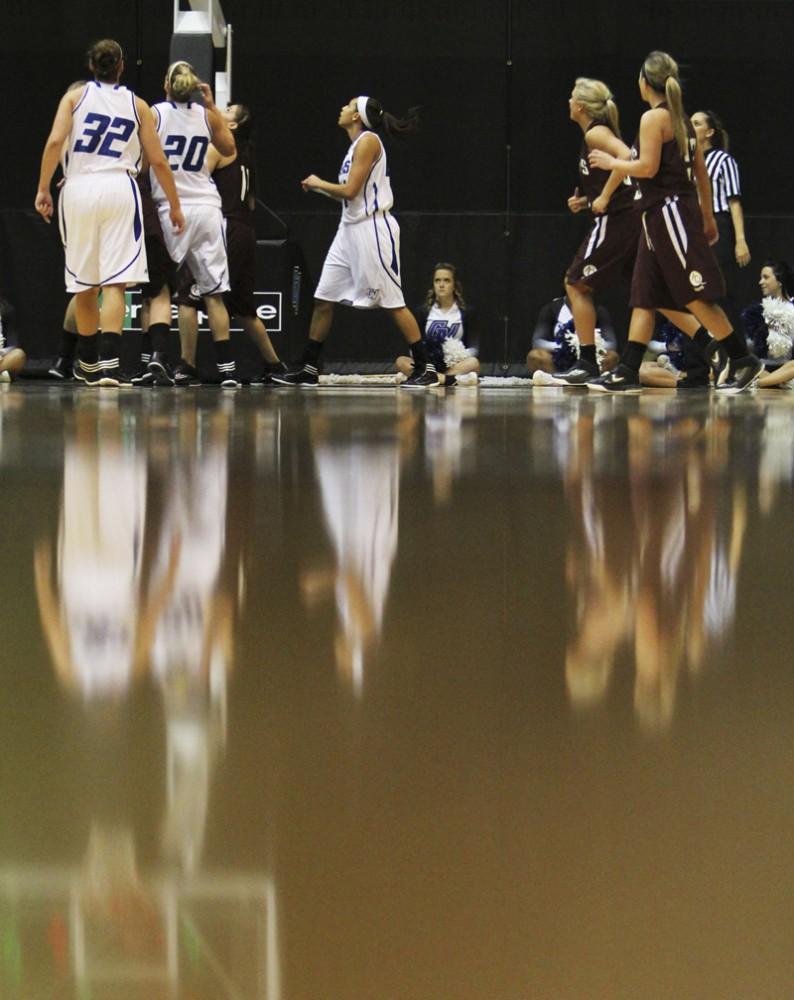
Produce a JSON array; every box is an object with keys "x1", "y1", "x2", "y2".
[
  {"x1": 588, "y1": 149, "x2": 613, "y2": 171},
  {"x1": 34, "y1": 190, "x2": 53, "y2": 223},
  {"x1": 196, "y1": 82, "x2": 215, "y2": 107},
  {"x1": 170, "y1": 207, "x2": 185, "y2": 235},
  {"x1": 591, "y1": 194, "x2": 609, "y2": 215},
  {"x1": 703, "y1": 216, "x2": 718, "y2": 245},
  {"x1": 301, "y1": 174, "x2": 322, "y2": 192},
  {"x1": 735, "y1": 239, "x2": 751, "y2": 267},
  {"x1": 567, "y1": 188, "x2": 588, "y2": 214}
]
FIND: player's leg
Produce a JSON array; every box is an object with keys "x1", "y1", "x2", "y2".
[{"x1": 49, "y1": 297, "x2": 79, "y2": 380}]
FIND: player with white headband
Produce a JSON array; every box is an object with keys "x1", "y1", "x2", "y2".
[{"x1": 274, "y1": 95, "x2": 438, "y2": 388}]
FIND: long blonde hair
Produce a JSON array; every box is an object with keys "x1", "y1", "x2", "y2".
[
  {"x1": 572, "y1": 78, "x2": 621, "y2": 138},
  {"x1": 166, "y1": 61, "x2": 199, "y2": 102},
  {"x1": 641, "y1": 51, "x2": 688, "y2": 159}
]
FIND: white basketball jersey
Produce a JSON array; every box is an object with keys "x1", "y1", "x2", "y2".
[
  {"x1": 67, "y1": 81, "x2": 141, "y2": 177},
  {"x1": 340, "y1": 132, "x2": 394, "y2": 224},
  {"x1": 150, "y1": 101, "x2": 220, "y2": 207}
]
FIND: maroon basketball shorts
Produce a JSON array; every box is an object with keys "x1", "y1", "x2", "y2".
[
  {"x1": 223, "y1": 218, "x2": 257, "y2": 319},
  {"x1": 630, "y1": 195, "x2": 725, "y2": 310},
  {"x1": 140, "y1": 233, "x2": 176, "y2": 300},
  {"x1": 566, "y1": 208, "x2": 640, "y2": 293}
]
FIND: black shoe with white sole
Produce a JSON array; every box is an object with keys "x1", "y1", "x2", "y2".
[
  {"x1": 715, "y1": 355, "x2": 763, "y2": 395},
  {"x1": 271, "y1": 364, "x2": 320, "y2": 387},
  {"x1": 587, "y1": 363, "x2": 641, "y2": 394}
]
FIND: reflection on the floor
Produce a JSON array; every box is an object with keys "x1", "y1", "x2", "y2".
[{"x1": 2, "y1": 383, "x2": 794, "y2": 999}]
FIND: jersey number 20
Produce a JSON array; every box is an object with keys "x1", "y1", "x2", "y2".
[{"x1": 164, "y1": 134, "x2": 209, "y2": 173}]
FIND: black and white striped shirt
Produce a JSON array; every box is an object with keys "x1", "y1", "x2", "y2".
[{"x1": 704, "y1": 148, "x2": 742, "y2": 213}]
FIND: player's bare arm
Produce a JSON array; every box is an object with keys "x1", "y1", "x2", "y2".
[
  {"x1": 198, "y1": 82, "x2": 236, "y2": 157},
  {"x1": 589, "y1": 109, "x2": 664, "y2": 179},
  {"x1": 302, "y1": 132, "x2": 380, "y2": 200},
  {"x1": 35, "y1": 91, "x2": 77, "y2": 221}
]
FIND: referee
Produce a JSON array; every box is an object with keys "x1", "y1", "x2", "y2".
[{"x1": 691, "y1": 109, "x2": 751, "y2": 332}]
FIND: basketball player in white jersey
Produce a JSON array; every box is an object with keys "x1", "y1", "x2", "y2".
[
  {"x1": 35, "y1": 39, "x2": 183, "y2": 386},
  {"x1": 150, "y1": 62, "x2": 238, "y2": 386},
  {"x1": 273, "y1": 96, "x2": 438, "y2": 388}
]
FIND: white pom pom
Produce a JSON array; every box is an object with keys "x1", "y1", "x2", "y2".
[
  {"x1": 766, "y1": 330, "x2": 791, "y2": 359},
  {"x1": 595, "y1": 330, "x2": 607, "y2": 366},
  {"x1": 762, "y1": 297, "x2": 794, "y2": 355},
  {"x1": 442, "y1": 338, "x2": 471, "y2": 367}
]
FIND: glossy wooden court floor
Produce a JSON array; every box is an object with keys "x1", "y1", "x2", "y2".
[{"x1": 1, "y1": 381, "x2": 793, "y2": 999}]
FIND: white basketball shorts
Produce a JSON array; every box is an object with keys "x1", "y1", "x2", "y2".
[
  {"x1": 60, "y1": 172, "x2": 148, "y2": 292},
  {"x1": 315, "y1": 212, "x2": 405, "y2": 309},
  {"x1": 159, "y1": 202, "x2": 230, "y2": 296}
]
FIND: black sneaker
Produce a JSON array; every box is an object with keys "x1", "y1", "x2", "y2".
[
  {"x1": 130, "y1": 365, "x2": 155, "y2": 387},
  {"x1": 587, "y1": 363, "x2": 641, "y2": 394},
  {"x1": 249, "y1": 361, "x2": 289, "y2": 386},
  {"x1": 173, "y1": 361, "x2": 202, "y2": 387},
  {"x1": 442, "y1": 374, "x2": 457, "y2": 388},
  {"x1": 48, "y1": 355, "x2": 75, "y2": 381},
  {"x1": 704, "y1": 340, "x2": 730, "y2": 386},
  {"x1": 400, "y1": 366, "x2": 439, "y2": 389},
  {"x1": 75, "y1": 359, "x2": 102, "y2": 384},
  {"x1": 271, "y1": 364, "x2": 320, "y2": 387},
  {"x1": 716, "y1": 356, "x2": 763, "y2": 395},
  {"x1": 533, "y1": 360, "x2": 598, "y2": 387},
  {"x1": 84, "y1": 361, "x2": 121, "y2": 387},
  {"x1": 217, "y1": 362, "x2": 240, "y2": 388},
  {"x1": 147, "y1": 351, "x2": 175, "y2": 386}
]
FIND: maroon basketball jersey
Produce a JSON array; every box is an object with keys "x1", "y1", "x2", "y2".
[
  {"x1": 213, "y1": 141, "x2": 256, "y2": 225},
  {"x1": 578, "y1": 123, "x2": 636, "y2": 214},
  {"x1": 632, "y1": 103, "x2": 697, "y2": 209}
]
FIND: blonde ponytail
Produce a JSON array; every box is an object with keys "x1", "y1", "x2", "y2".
[
  {"x1": 604, "y1": 97, "x2": 621, "y2": 138},
  {"x1": 664, "y1": 76, "x2": 688, "y2": 160}
]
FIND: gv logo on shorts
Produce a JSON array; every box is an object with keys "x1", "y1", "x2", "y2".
[
  {"x1": 689, "y1": 270, "x2": 705, "y2": 292},
  {"x1": 583, "y1": 265, "x2": 598, "y2": 277}
]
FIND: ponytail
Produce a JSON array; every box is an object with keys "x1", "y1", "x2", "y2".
[
  {"x1": 664, "y1": 76, "x2": 689, "y2": 161},
  {"x1": 364, "y1": 98, "x2": 421, "y2": 140},
  {"x1": 604, "y1": 98, "x2": 621, "y2": 139}
]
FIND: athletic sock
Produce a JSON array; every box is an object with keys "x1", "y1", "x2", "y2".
[
  {"x1": 60, "y1": 330, "x2": 78, "y2": 358},
  {"x1": 691, "y1": 326, "x2": 711, "y2": 354},
  {"x1": 579, "y1": 344, "x2": 597, "y2": 366},
  {"x1": 720, "y1": 330, "x2": 752, "y2": 361},
  {"x1": 99, "y1": 331, "x2": 121, "y2": 363},
  {"x1": 303, "y1": 338, "x2": 324, "y2": 366},
  {"x1": 622, "y1": 340, "x2": 646, "y2": 372},
  {"x1": 149, "y1": 322, "x2": 170, "y2": 355},
  {"x1": 77, "y1": 333, "x2": 99, "y2": 365},
  {"x1": 410, "y1": 339, "x2": 429, "y2": 370}
]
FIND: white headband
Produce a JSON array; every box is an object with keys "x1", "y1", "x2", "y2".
[{"x1": 356, "y1": 95, "x2": 372, "y2": 129}]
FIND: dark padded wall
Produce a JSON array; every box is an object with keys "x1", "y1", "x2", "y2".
[{"x1": 1, "y1": 0, "x2": 792, "y2": 363}]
